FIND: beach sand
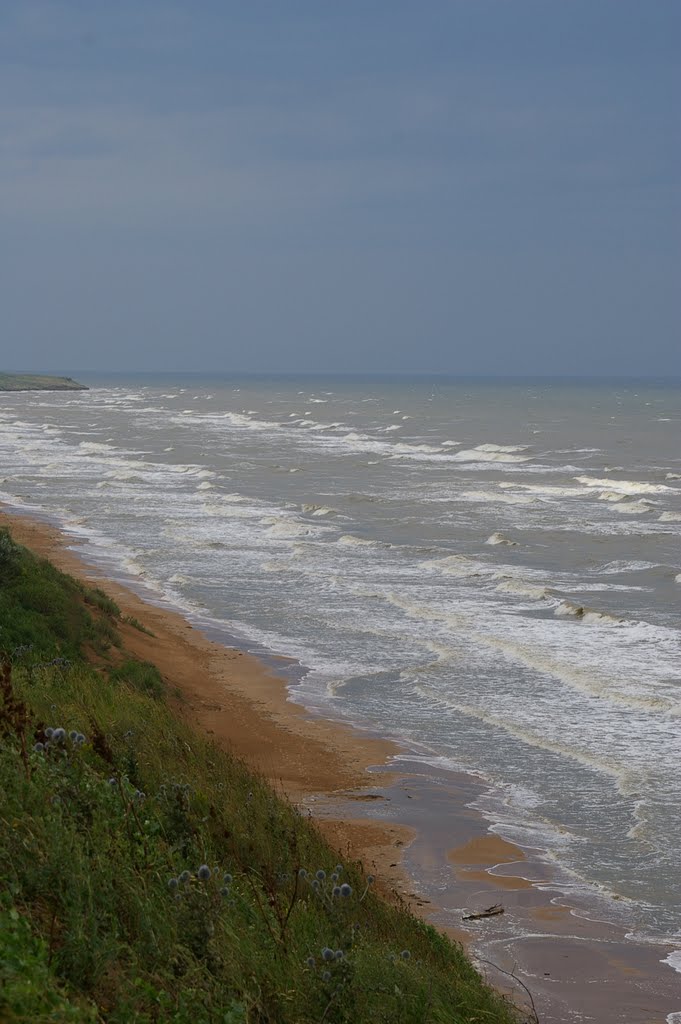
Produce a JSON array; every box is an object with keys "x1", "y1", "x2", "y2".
[{"x1": 1, "y1": 505, "x2": 678, "y2": 1023}]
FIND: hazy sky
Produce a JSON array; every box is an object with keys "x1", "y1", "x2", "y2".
[{"x1": 1, "y1": 1, "x2": 679, "y2": 376}]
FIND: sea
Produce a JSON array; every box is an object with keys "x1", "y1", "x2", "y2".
[{"x1": 1, "y1": 373, "x2": 679, "y2": 968}]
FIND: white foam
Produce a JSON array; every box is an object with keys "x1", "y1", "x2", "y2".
[
  {"x1": 665, "y1": 473, "x2": 681, "y2": 480},
  {"x1": 661, "y1": 949, "x2": 681, "y2": 974},
  {"x1": 659, "y1": 512, "x2": 681, "y2": 522}
]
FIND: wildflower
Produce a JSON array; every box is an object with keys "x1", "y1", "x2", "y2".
[
  {"x1": 340, "y1": 883, "x2": 352, "y2": 897},
  {"x1": 134, "y1": 790, "x2": 145, "y2": 800},
  {"x1": 322, "y1": 971, "x2": 331, "y2": 982},
  {"x1": 316, "y1": 869, "x2": 326, "y2": 881},
  {"x1": 44, "y1": 727, "x2": 54, "y2": 738},
  {"x1": 75, "y1": 733, "x2": 86, "y2": 744},
  {"x1": 197, "y1": 865, "x2": 211, "y2": 881},
  {"x1": 33, "y1": 742, "x2": 45, "y2": 753},
  {"x1": 108, "y1": 778, "x2": 117, "y2": 787},
  {"x1": 220, "y1": 887, "x2": 230, "y2": 897},
  {"x1": 321, "y1": 947, "x2": 335, "y2": 962},
  {"x1": 334, "y1": 950, "x2": 344, "y2": 960},
  {"x1": 52, "y1": 728, "x2": 66, "y2": 743},
  {"x1": 311, "y1": 879, "x2": 320, "y2": 890},
  {"x1": 335, "y1": 863, "x2": 343, "y2": 874},
  {"x1": 179, "y1": 871, "x2": 190, "y2": 883},
  {"x1": 305, "y1": 957, "x2": 315, "y2": 968},
  {"x1": 330, "y1": 872, "x2": 339, "y2": 883},
  {"x1": 223, "y1": 873, "x2": 232, "y2": 884},
  {"x1": 367, "y1": 874, "x2": 375, "y2": 884},
  {"x1": 298, "y1": 868, "x2": 307, "y2": 879},
  {"x1": 168, "y1": 878, "x2": 179, "y2": 890},
  {"x1": 69, "y1": 730, "x2": 78, "y2": 742},
  {"x1": 332, "y1": 886, "x2": 341, "y2": 897},
  {"x1": 401, "y1": 950, "x2": 411, "y2": 960}
]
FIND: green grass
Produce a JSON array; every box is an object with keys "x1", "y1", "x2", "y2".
[{"x1": 0, "y1": 528, "x2": 521, "y2": 1023}]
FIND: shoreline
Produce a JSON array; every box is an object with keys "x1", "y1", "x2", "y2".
[{"x1": 1, "y1": 503, "x2": 679, "y2": 1023}]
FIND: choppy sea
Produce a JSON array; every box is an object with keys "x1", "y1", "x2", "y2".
[{"x1": 1, "y1": 373, "x2": 679, "y2": 962}]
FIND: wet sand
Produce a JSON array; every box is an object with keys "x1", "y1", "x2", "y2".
[{"x1": 1, "y1": 504, "x2": 679, "y2": 1023}]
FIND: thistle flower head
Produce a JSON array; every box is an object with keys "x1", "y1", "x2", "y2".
[
  {"x1": 69, "y1": 730, "x2": 78, "y2": 742},
  {"x1": 305, "y1": 957, "x2": 315, "y2": 968},
  {"x1": 322, "y1": 970, "x2": 331, "y2": 982},
  {"x1": 197, "y1": 864, "x2": 211, "y2": 881},
  {"x1": 45, "y1": 727, "x2": 54, "y2": 738},
  {"x1": 223, "y1": 873, "x2": 232, "y2": 884},
  {"x1": 332, "y1": 886, "x2": 341, "y2": 897},
  {"x1": 33, "y1": 742, "x2": 45, "y2": 753},
  {"x1": 335, "y1": 863, "x2": 343, "y2": 874},
  {"x1": 330, "y1": 872, "x2": 339, "y2": 883},
  {"x1": 168, "y1": 877, "x2": 179, "y2": 890},
  {"x1": 316, "y1": 869, "x2": 326, "y2": 881},
  {"x1": 340, "y1": 883, "x2": 352, "y2": 897},
  {"x1": 298, "y1": 868, "x2": 307, "y2": 879},
  {"x1": 108, "y1": 778, "x2": 117, "y2": 787},
  {"x1": 334, "y1": 950, "x2": 344, "y2": 960},
  {"x1": 367, "y1": 874, "x2": 375, "y2": 885},
  {"x1": 311, "y1": 879, "x2": 320, "y2": 890},
  {"x1": 52, "y1": 728, "x2": 66, "y2": 743},
  {"x1": 401, "y1": 950, "x2": 411, "y2": 960},
  {"x1": 321, "y1": 947, "x2": 335, "y2": 962},
  {"x1": 179, "y1": 871, "x2": 190, "y2": 883}
]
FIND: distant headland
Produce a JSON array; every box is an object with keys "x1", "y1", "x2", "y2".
[{"x1": 0, "y1": 373, "x2": 88, "y2": 392}]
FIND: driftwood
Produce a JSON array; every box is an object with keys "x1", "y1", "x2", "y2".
[{"x1": 462, "y1": 903, "x2": 505, "y2": 921}]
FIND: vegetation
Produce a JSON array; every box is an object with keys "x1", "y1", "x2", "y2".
[
  {"x1": 0, "y1": 528, "x2": 520, "y2": 1023},
  {"x1": 0, "y1": 373, "x2": 88, "y2": 392}
]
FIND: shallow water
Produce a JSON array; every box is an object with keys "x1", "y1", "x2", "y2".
[{"x1": 1, "y1": 373, "x2": 679, "y2": 956}]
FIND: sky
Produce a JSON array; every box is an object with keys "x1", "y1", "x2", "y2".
[{"x1": 1, "y1": 1, "x2": 679, "y2": 377}]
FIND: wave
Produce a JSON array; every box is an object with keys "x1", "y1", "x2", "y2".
[
  {"x1": 302, "y1": 504, "x2": 336, "y2": 517},
  {"x1": 575, "y1": 476, "x2": 673, "y2": 496},
  {"x1": 485, "y1": 532, "x2": 518, "y2": 546},
  {"x1": 474, "y1": 443, "x2": 528, "y2": 453},
  {"x1": 613, "y1": 500, "x2": 654, "y2": 515},
  {"x1": 495, "y1": 579, "x2": 551, "y2": 600},
  {"x1": 659, "y1": 512, "x2": 681, "y2": 522},
  {"x1": 450, "y1": 447, "x2": 531, "y2": 463},
  {"x1": 499, "y1": 483, "x2": 587, "y2": 498},
  {"x1": 261, "y1": 517, "x2": 323, "y2": 539},
  {"x1": 665, "y1": 473, "x2": 681, "y2": 481},
  {"x1": 78, "y1": 441, "x2": 119, "y2": 454},
  {"x1": 337, "y1": 534, "x2": 378, "y2": 547},
  {"x1": 464, "y1": 490, "x2": 536, "y2": 506},
  {"x1": 554, "y1": 600, "x2": 625, "y2": 626}
]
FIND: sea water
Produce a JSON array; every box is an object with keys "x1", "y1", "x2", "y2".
[{"x1": 1, "y1": 373, "x2": 679, "y2": 954}]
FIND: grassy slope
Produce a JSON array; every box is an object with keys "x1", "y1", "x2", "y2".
[
  {"x1": 0, "y1": 528, "x2": 521, "y2": 1024},
  {"x1": 0, "y1": 374, "x2": 88, "y2": 391}
]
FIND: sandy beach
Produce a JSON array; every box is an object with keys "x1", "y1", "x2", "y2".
[{"x1": 1, "y1": 504, "x2": 678, "y2": 1023}]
